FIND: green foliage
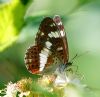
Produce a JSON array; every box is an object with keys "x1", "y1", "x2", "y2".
[{"x1": 0, "y1": 0, "x2": 32, "y2": 51}]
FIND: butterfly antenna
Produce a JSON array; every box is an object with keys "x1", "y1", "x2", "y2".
[
  {"x1": 70, "y1": 54, "x2": 78, "y2": 63},
  {"x1": 70, "y1": 51, "x2": 90, "y2": 63}
]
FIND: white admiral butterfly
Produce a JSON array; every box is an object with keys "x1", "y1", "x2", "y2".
[{"x1": 24, "y1": 15, "x2": 72, "y2": 74}]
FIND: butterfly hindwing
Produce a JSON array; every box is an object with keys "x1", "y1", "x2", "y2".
[
  {"x1": 25, "y1": 45, "x2": 40, "y2": 74},
  {"x1": 25, "y1": 44, "x2": 60, "y2": 74}
]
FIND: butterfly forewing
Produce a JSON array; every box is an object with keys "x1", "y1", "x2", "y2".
[
  {"x1": 53, "y1": 15, "x2": 69, "y2": 64},
  {"x1": 35, "y1": 17, "x2": 59, "y2": 45},
  {"x1": 36, "y1": 16, "x2": 69, "y2": 64}
]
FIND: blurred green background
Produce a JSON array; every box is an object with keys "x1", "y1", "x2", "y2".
[{"x1": 0, "y1": 0, "x2": 100, "y2": 96}]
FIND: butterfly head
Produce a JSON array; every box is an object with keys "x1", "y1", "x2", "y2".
[{"x1": 66, "y1": 62, "x2": 72, "y2": 67}]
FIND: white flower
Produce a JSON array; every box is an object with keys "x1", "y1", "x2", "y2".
[
  {"x1": 54, "y1": 75, "x2": 70, "y2": 88},
  {"x1": 4, "y1": 82, "x2": 18, "y2": 97},
  {"x1": 54, "y1": 70, "x2": 87, "y2": 97}
]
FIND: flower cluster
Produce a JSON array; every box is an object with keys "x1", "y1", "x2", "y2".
[{"x1": 0, "y1": 71, "x2": 90, "y2": 97}]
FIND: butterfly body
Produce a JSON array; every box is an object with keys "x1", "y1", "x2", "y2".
[{"x1": 25, "y1": 15, "x2": 71, "y2": 74}]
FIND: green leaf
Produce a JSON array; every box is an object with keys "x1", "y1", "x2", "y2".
[{"x1": 0, "y1": 0, "x2": 32, "y2": 52}]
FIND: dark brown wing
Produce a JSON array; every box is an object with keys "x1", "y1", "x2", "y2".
[
  {"x1": 53, "y1": 15, "x2": 69, "y2": 64},
  {"x1": 25, "y1": 44, "x2": 62, "y2": 74},
  {"x1": 25, "y1": 45, "x2": 40, "y2": 74},
  {"x1": 36, "y1": 16, "x2": 69, "y2": 64},
  {"x1": 25, "y1": 16, "x2": 69, "y2": 74},
  {"x1": 35, "y1": 17, "x2": 59, "y2": 46},
  {"x1": 25, "y1": 45, "x2": 55, "y2": 74},
  {"x1": 25, "y1": 17, "x2": 60, "y2": 74}
]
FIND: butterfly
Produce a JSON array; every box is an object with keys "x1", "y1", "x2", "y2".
[{"x1": 24, "y1": 15, "x2": 72, "y2": 74}]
